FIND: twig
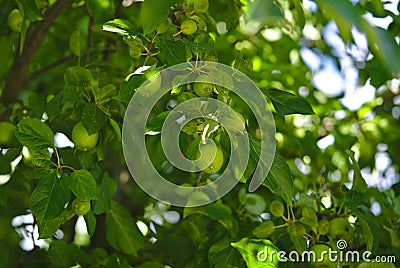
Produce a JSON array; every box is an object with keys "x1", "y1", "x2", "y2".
[
  {"x1": 25, "y1": 54, "x2": 74, "y2": 85},
  {"x1": 1, "y1": 0, "x2": 72, "y2": 107},
  {"x1": 85, "y1": 0, "x2": 94, "y2": 65}
]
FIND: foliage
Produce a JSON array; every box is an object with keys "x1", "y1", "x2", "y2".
[{"x1": 0, "y1": 0, "x2": 399, "y2": 267}]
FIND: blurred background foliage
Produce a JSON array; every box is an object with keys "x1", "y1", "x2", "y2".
[{"x1": 0, "y1": 0, "x2": 399, "y2": 267}]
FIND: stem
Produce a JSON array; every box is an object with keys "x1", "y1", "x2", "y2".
[
  {"x1": 25, "y1": 54, "x2": 74, "y2": 85},
  {"x1": 60, "y1": 165, "x2": 76, "y2": 172},
  {"x1": 173, "y1": 30, "x2": 183, "y2": 37},
  {"x1": 54, "y1": 147, "x2": 61, "y2": 169}
]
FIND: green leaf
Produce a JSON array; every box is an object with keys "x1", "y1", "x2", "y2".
[
  {"x1": 84, "y1": 210, "x2": 96, "y2": 237},
  {"x1": 253, "y1": 221, "x2": 275, "y2": 238},
  {"x1": 109, "y1": 118, "x2": 122, "y2": 141},
  {"x1": 269, "y1": 200, "x2": 284, "y2": 217},
  {"x1": 249, "y1": 137, "x2": 294, "y2": 203},
  {"x1": 102, "y1": 19, "x2": 134, "y2": 35},
  {"x1": 141, "y1": 0, "x2": 175, "y2": 35},
  {"x1": 0, "y1": 185, "x2": 8, "y2": 207},
  {"x1": 243, "y1": 193, "x2": 266, "y2": 215},
  {"x1": 318, "y1": 219, "x2": 330, "y2": 235},
  {"x1": 69, "y1": 170, "x2": 98, "y2": 200},
  {"x1": 94, "y1": 172, "x2": 117, "y2": 214},
  {"x1": 49, "y1": 240, "x2": 88, "y2": 267},
  {"x1": 15, "y1": 118, "x2": 54, "y2": 150},
  {"x1": 106, "y1": 201, "x2": 144, "y2": 255},
  {"x1": 145, "y1": 111, "x2": 170, "y2": 135},
  {"x1": 363, "y1": 24, "x2": 400, "y2": 76},
  {"x1": 394, "y1": 196, "x2": 400, "y2": 216},
  {"x1": 346, "y1": 150, "x2": 368, "y2": 193},
  {"x1": 118, "y1": 65, "x2": 162, "y2": 105},
  {"x1": 263, "y1": 88, "x2": 315, "y2": 115},
  {"x1": 317, "y1": 0, "x2": 359, "y2": 42},
  {"x1": 231, "y1": 238, "x2": 280, "y2": 267},
  {"x1": 64, "y1": 66, "x2": 96, "y2": 102},
  {"x1": 30, "y1": 171, "x2": 71, "y2": 221},
  {"x1": 17, "y1": 0, "x2": 42, "y2": 21},
  {"x1": 69, "y1": 30, "x2": 87, "y2": 56},
  {"x1": 244, "y1": 0, "x2": 283, "y2": 26},
  {"x1": 31, "y1": 149, "x2": 51, "y2": 168},
  {"x1": 82, "y1": 103, "x2": 108, "y2": 135},
  {"x1": 300, "y1": 207, "x2": 318, "y2": 233},
  {"x1": 287, "y1": 224, "x2": 307, "y2": 252},
  {"x1": 250, "y1": 139, "x2": 294, "y2": 204},
  {"x1": 208, "y1": 238, "x2": 245, "y2": 267},
  {"x1": 155, "y1": 37, "x2": 186, "y2": 66},
  {"x1": 64, "y1": 66, "x2": 95, "y2": 86},
  {"x1": 0, "y1": 148, "x2": 21, "y2": 174},
  {"x1": 291, "y1": 0, "x2": 306, "y2": 29},
  {"x1": 102, "y1": 254, "x2": 131, "y2": 268},
  {"x1": 46, "y1": 92, "x2": 63, "y2": 121},
  {"x1": 29, "y1": 92, "x2": 45, "y2": 119},
  {"x1": 37, "y1": 217, "x2": 62, "y2": 239},
  {"x1": 208, "y1": 0, "x2": 242, "y2": 29},
  {"x1": 136, "y1": 261, "x2": 165, "y2": 268},
  {"x1": 184, "y1": 200, "x2": 239, "y2": 237},
  {"x1": 355, "y1": 207, "x2": 380, "y2": 252}
]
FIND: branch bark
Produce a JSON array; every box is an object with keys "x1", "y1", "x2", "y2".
[
  {"x1": 0, "y1": 0, "x2": 71, "y2": 106},
  {"x1": 85, "y1": 0, "x2": 94, "y2": 65}
]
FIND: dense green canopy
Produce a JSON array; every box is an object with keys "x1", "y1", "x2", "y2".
[{"x1": 0, "y1": 0, "x2": 399, "y2": 267}]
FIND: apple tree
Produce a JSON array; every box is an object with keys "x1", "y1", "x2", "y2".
[{"x1": 0, "y1": 0, "x2": 399, "y2": 267}]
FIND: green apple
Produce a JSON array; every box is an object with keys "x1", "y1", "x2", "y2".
[
  {"x1": 194, "y1": 74, "x2": 214, "y2": 97},
  {"x1": 190, "y1": 15, "x2": 207, "y2": 31},
  {"x1": 8, "y1": 9, "x2": 23, "y2": 32},
  {"x1": 72, "y1": 122, "x2": 99, "y2": 151},
  {"x1": 194, "y1": 0, "x2": 209, "y2": 13},
  {"x1": 196, "y1": 142, "x2": 224, "y2": 174},
  {"x1": 181, "y1": 19, "x2": 197, "y2": 35},
  {"x1": 329, "y1": 218, "x2": 354, "y2": 241},
  {"x1": 309, "y1": 244, "x2": 335, "y2": 267},
  {"x1": 0, "y1": 122, "x2": 17, "y2": 147},
  {"x1": 72, "y1": 199, "x2": 91, "y2": 215}
]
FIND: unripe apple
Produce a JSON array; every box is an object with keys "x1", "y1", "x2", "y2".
[
  {"x1": 194, "y1": 0, "x2": 209, "y2": 13},
  {"x1": 309, "y1": 244, "x2": 335, "y2": 267},
  {"x1": 8, "y1": 9, "x2": 23, "y2": 32},
  {"x1": 328, "y1": 218, "x2": 354, "y2": 241},
  {"x1": 194, "y1": 74, "x2": 214, "y2": 97},
  {"x1": 72, "y1": 199, "x2": 91, "y2": 215},
  {"x1": 0, "y1": 122, "x2": 17, "y2": 147},
  {"x1": 195, "y1": 143, "x2": 224, "y2": 174},
  {"x1": 72, "y1": 122, "x2": 99, "y2": 151},
  {"x1": 190, "y1": 15, "x2": 207, "y2": 31}
]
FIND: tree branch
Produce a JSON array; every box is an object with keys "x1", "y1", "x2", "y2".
[
  {"x1": 0, "y1": 0, "x2": 71, "y2": 106},
  {"x1": 85, "y1": 0, "x2": 94, "y2": 65},
  {"x1": 25, "y1": 54, "x2": 74, "y2": 85}
]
